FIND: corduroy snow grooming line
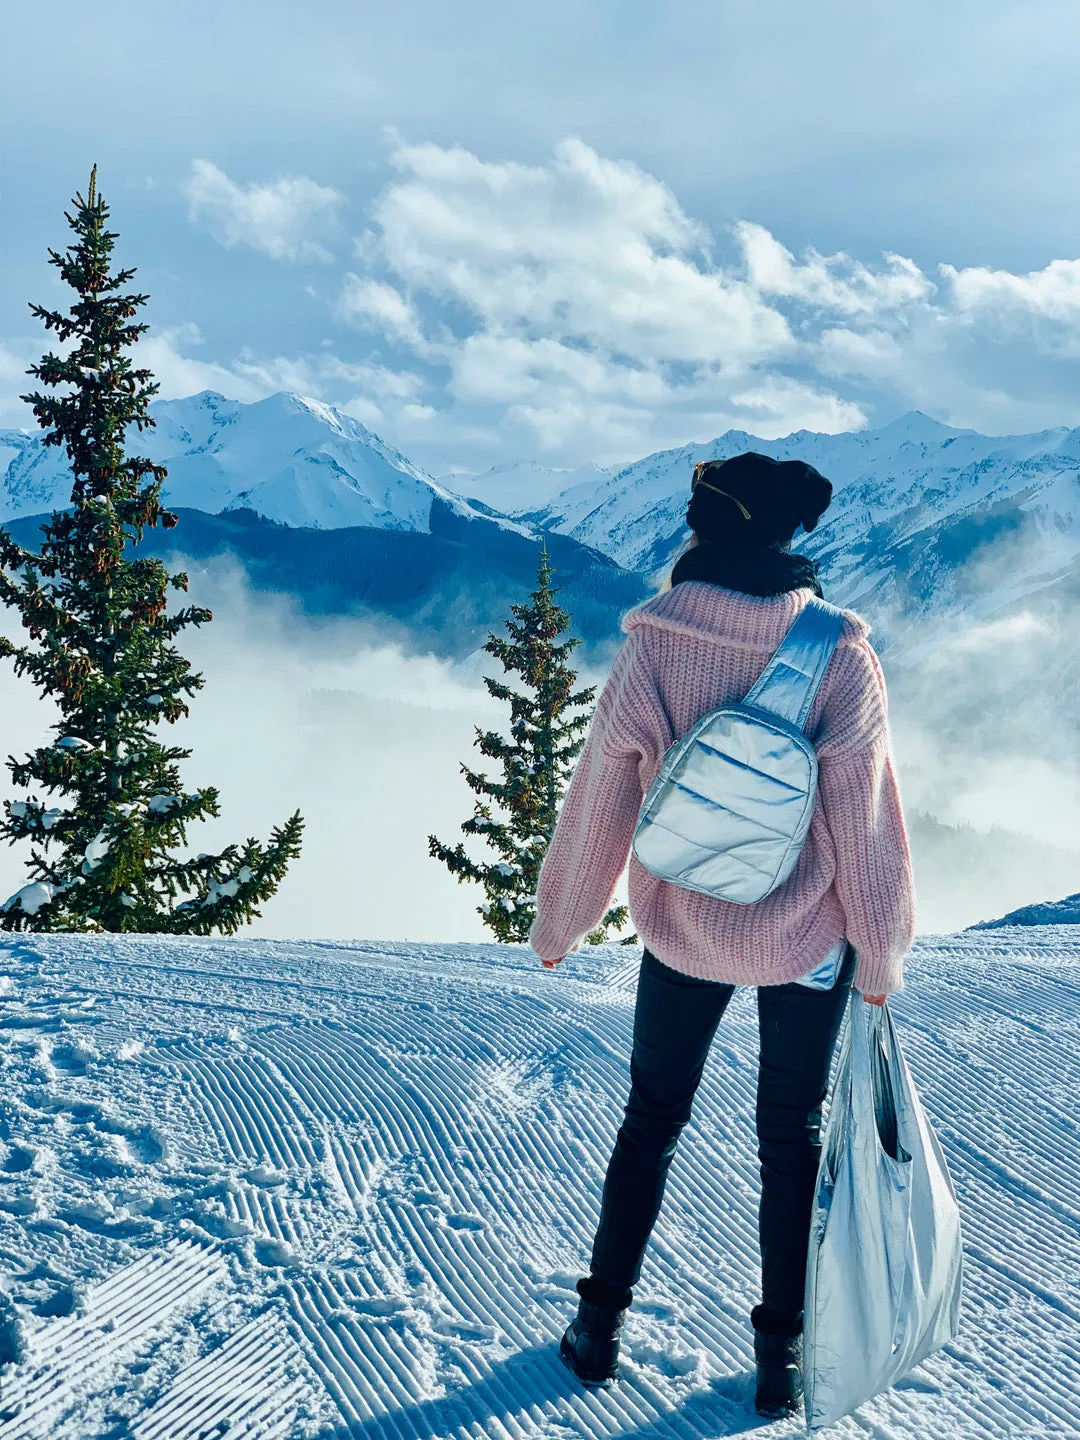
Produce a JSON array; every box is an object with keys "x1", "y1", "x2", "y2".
[{"x1": 632, "y1": 597, "x2": 846, "y2": 905}]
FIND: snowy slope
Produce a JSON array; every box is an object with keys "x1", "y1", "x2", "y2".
[
  {"x1": 0, "y1": 429, "x2": 33, "y2": 485},
  {"x1": 534, "y1": 412, "x2": 1073, "y2": 568},
  {"x1": 0, "y1": 930, "x2": 1077, "y2": 1437},
  {"x1": 442, "y1": 460, "x2": 613, "y2": 519},
  {"x1": 971, "y1": 892, "x2": 1080, "y2": 928},
  {"x1": 0, "y1": 392, "x2": 519, "y2": 536}
]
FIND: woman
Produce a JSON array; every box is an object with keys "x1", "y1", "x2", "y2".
[{"x1": 529, "y1": 451, "x2": 915, "y2": 1418}]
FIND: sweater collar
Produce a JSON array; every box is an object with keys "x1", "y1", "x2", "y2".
[{"x1": 622, "y1": 580, "x2": 869, "y2": 652}]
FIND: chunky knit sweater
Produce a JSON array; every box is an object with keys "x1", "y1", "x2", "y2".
[{"x1": 529, "y1": 582, "x2": 915, "y2": 996}]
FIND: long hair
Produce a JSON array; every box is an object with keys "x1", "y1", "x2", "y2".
[{"x1": 659, "y1": 533, "x2": 699, "y2": 593}]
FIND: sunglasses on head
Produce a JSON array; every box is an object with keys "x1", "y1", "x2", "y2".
[{"x1": 691, "y1": 461, "x2": 753, "y2": 520}]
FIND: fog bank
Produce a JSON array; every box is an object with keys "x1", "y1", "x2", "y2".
[{"x1": 2, "y1": 561, "x2": 1079, "y2": 939}]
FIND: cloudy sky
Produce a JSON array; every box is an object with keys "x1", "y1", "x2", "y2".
[{"x1": 4, "y1": 0, "x2": 1080, "y2": 472}]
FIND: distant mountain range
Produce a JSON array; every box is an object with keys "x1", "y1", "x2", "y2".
[
  {"x1": 1, "y1": 390, "x2": 522, "y2": 535},
  {"x1": 0, "y1": 392, "x2": 646, "y2": 657},
  {"x1": 472, "y1": 412, "x2": 1080, "y2": 655},
  {"x1": 5, "y1": 391, "x2": 1080, "y2": 658}
]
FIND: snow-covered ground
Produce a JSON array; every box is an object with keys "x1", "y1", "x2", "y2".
[{"x1": 0, "y1": 929, "x2": 1077, "y2": 1438}]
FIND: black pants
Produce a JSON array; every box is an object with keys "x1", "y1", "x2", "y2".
[{"x1": 589, "y1": 945, "x2": 855, "y2": 1322}]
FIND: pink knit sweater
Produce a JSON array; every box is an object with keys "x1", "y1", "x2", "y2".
[{"x1": 529, "y1": 583, "x2": 915, "y2": 996}]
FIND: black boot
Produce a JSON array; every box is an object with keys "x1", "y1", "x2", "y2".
[
  {"x1": 751, "y1": 1305, "x2": 804, "y2": 1418},
  {"x1": 559, "y1": 1275, "x2": 633, "y2": 1388}
]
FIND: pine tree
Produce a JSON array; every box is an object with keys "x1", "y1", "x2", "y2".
[
  {"x1": 429, "y1": 549, "x2": 629, "y2": 945},
  {"x1": 0, "y1": 168, "x2": 303, "y2": 934}
]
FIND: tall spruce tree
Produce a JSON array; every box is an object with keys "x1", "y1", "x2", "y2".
[
  {"x1": 429, "y1": 549, "x2": 629, "y2": 944},
  {"x1": 0, "y1": 168, "x2": 303, "y2": 934}
]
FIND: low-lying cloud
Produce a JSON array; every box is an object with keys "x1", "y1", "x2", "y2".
[
  {"x1": 0, "y1": 565, "x2": 515, "y2": 943},
  {"x1": 2, "y1": 551, "x2": 1079, "y2": 941}
]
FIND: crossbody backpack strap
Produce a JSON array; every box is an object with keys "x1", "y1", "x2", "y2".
[{"x1": 742, "y1": 597, "x2": 847, "y2": 731}]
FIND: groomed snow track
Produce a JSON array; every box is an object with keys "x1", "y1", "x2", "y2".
[{"x1": 0, "y1": 930, "x2": 1077, "y2": 1437}]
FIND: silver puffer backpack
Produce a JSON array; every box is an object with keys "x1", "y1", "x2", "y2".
[{"x1": 632, "y1": 597, "x2": 846, "y2": 906}]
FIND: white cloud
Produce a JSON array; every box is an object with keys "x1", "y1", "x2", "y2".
[
  {"x1": 339, "y1": 395, "x2": 382, "y2": 427},
  {"x1": 944, "y1": 257, "x2": 1080, "y2": 323},
  {"x1": 736, "y1": 222, "x2": 935, "y2": 315},
  {"x1": 336, "y1": 275, "x2": 426, "y2": 346},
  {"x1": 448, "y1": 335, "x2": 667, "y2": 407},
  {"x1": 313, "y1": 136, "x2": 1080, "y2": 463},
  {"x1": 0, "y1": 339, "x2": 40, "y2": 426},
  {"x1": 725, "y1": 375, "x2": 866, "y2": 432},
  {"x1": 322, "y1": 360, "x2": 425, "y2": 401},
  {"x1": 135, "y1": 329, "x2": 427, "y2": 443},
  {"x1": 140, "y1": 324, "x2": 267, "y2": 402},
  {"x1": 374, "y1": 138, "x2": 791, "y2": 368},
  {"x1": 816, "y1": 326, "x2": 905, "y2": 377},
  {"x1": 26, "y1": 140, "x2": 1077, "y2": 472},
  {"x1": 941, "y1": 257, "x2": 1080, "y2": 360},
  {"x1": 185, "y1": 159, "x2": 343, "y2": 263},
  {"x1": 329, "y1": 137, "x2": 873, "y2": 461}
]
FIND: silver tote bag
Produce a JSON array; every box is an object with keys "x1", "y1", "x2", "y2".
[{"x1": 803, "y1": 994, "x2": 963, "y2": 1431}]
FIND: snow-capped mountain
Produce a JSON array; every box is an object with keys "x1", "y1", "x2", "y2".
[
  {"x1": 0, "y1": 390, "x2": 524, "y2": 536},
  {"x1": 533, "y1": 411, "x2": 1079, "y2": 571},
  {"x1": 441, "y1": 459, "x2": 613, "y2": 518},
  {"x1": 0, "y1": 427, "x2": 34, "y2": 485},
  {"x1": 7, "y1": 394, "x2": 1080, "y2": 657},
  {"x1": 518, "y1": 412, "x2": 1080, "y2": 646},
  {"x1": 0, "y1": 390, "x2": 647, "y2": 657}
]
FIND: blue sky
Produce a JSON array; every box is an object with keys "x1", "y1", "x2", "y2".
[{"x1": 3, "y1": 0, "x2": 1080, "y2": 472}]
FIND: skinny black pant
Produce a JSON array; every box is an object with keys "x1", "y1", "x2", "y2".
[{"x1": 589, "y1": 945, "x2": 855, "y2": 1322}]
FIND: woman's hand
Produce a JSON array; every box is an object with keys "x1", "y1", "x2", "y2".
[
  {"x1": 861, "y1": 993, "x2": 887, "y2": 1006},
  {"x1": 541, "y1": 956, "x2": 564, "y2": 969}
]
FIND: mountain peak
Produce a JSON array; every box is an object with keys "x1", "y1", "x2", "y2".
[
  {"x1": 878, "y1": 410, "x2": 965, "y2": 440},
  {"x1": 0, "y1": 389, "x2": 449, "y2": 533}
]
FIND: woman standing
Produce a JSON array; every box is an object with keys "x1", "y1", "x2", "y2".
[{"x1": 529, "y1": 452, "x2": 915, "y2": 1419}]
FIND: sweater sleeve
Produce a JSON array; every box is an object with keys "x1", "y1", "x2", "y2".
[
  {"x1": 529, "y1": 634, "x2": 651, "y2": 964},
  {"x1": 816, "y1": 641, "x2": 916, "y2": 996}
]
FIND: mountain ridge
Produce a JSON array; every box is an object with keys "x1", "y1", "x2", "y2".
[
  {"x1": 5, "y1": 392, "x2": 1080, "y2": 656},
  {"x1": 0, "y1": 389, "x2": 529, "y2": 538}
]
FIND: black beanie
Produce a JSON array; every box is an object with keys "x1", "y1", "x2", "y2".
[{"x1": 686, "y1": 452, "x2": 833, "y2": 547}]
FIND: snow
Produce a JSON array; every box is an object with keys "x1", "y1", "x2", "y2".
[
  {"x1": 519, "y1": 414, "x2": 1080, "y2": 644},
  {"x1": 7, "y1": 806, "x2": 67, "y2": 840},
  {"x1": 7, "y1": 394, "x2": 1079, "y2": 659},
  {"x1": 0, "y1": 880, "x2": 54, "y2": 916},
  {"x1": 82, "y1": 831, "x2": 111, "y2": 870},
  {"x1": 0, "y1": 927, "x2": 1076, "y2": 1436},
  {"x1": 0, "y1": 428, "x2": 33, "y2": 488},
  {"x1": 971, "y1": 891, "x2": 1080, "y2": 928},
  {"x1": 54, "y1": 737, "x2": 95, "y2": 752},
  {"x1": 201, "y1": 877, "x2": 240, "y2": 905},
  {"x1": 443, "y1": 460, "x2": 614, "y2": 517},
  {"x1": 0, "y1": 391, "x2": 529, "y2": 539},
  {"x1": 146, "y1": 793, "x2": 183, "y2": 814}
]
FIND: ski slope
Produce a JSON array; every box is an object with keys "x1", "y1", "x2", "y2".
[{"x1": 0, "y1": 929, "x2": 1077, "y2": 1437}]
